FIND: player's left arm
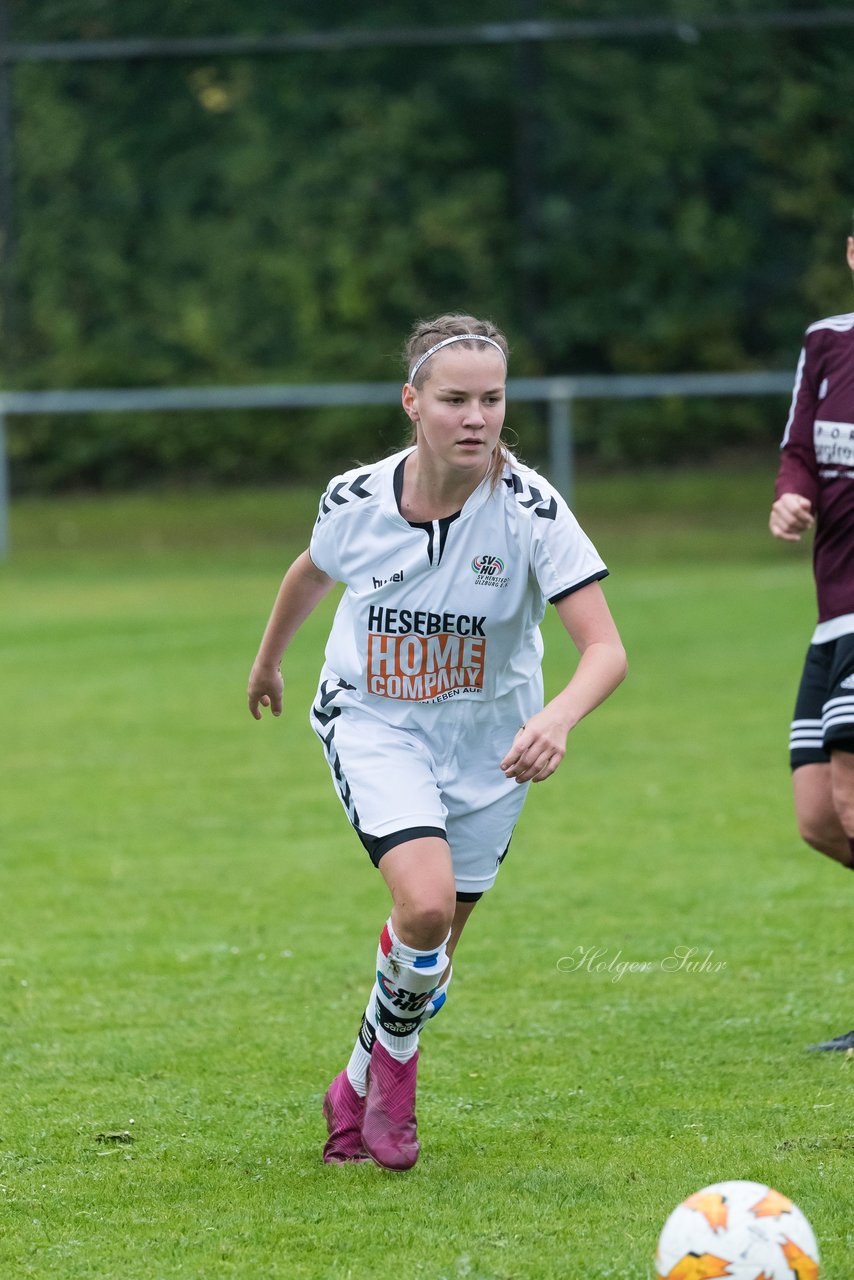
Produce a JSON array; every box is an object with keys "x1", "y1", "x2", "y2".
[
  {"x1": 500, "y1": 581, "x2": 627, "y2": 784},
  {"x1": 248, "y1": 549, "x2": 337, "y2": 719}
]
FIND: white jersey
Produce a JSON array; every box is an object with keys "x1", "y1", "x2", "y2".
[{"x1": 308, "y1": 447, "x2": 607, "y2": 724}]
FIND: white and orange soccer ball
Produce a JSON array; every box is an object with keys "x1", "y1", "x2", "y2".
[{"x1": 655, "y1": 1180, "x2": 820, "y2": 1280}]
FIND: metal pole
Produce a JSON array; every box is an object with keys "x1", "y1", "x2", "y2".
[
  {"x1": 548, "y1": 393, "x2": 573, "y2": 507},
  {"x1": 0, "y1": 409, "x2": 9, "y2": 557},
  {"x1": 5, "y1": 12, "x2": 854, "y2": 63}
]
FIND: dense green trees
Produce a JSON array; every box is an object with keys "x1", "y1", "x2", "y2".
[{"x1": 3, "y1": 2, "x2": 854, "y2": 489}]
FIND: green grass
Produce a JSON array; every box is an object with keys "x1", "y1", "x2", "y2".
[{"x1": 1, "y1": 469, "x2": 850, "y2": 1279}]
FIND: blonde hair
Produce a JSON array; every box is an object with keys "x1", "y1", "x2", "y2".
[{"x1": 402, "y1": 313, "x2": 513, "y2": 491}]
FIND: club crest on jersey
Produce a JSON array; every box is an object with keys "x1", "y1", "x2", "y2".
[{"x1": 471, "y1": 554, "x2": 510, "y2": 588}]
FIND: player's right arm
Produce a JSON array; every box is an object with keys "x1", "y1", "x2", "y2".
[
  {"x1": 769, "y1": 492, "x2": 815, "y2": 541},
  {"x1": 770, "y1": 331, "x2": 821, "y2": 540},
  {"x1": 248, "y1": 549, "x2": 337, "y2": 719}
]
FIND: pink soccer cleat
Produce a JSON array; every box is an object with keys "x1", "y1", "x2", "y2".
[
  {"x1": 321, "y1": 1071, "x2": 370, "y2": 1164},
  {"x1": 362, "y1": 1042, "x2": 420, "y2": 1171}
]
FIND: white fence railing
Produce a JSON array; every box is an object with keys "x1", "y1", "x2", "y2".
[{"x1": 0, "y1": 370, "x2": 794, "y2": 557}]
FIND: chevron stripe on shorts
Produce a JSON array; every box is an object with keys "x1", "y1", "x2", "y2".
[{"x1": 310, "y1": 678, "x2": 360, "y2": 828}]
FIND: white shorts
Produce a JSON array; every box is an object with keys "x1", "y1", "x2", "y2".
[{"x1": 309, "y1": 673, "x2": 541, "y2": 894}]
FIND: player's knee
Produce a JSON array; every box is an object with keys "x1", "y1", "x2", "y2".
[
  {"x1": 799, "y1": 823, "x2": 843, "y2": 858},
  {"x1": 794, "y1": 802, "x2": 821, "y2": 849},
  {"x1": 795, "y1": 810, "x2": 851, "y2": 863},
  {"x1": 829, "y1": 790, "x2": 854, "y2": 841},
  {"x1": 394, "y1": 897, "x2": 455, "y2": 950}
]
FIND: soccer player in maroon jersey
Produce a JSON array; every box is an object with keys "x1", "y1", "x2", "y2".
[{"x1": 770, "y1": 226, "x2": 854, "y2": 1052}]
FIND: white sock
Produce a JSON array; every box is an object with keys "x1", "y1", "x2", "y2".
[
  {"x1": 345, "y1": 962, "x2": 453, "y2": 1096},
  {"x1": 345, "y1": 999, "x2": 376, "y2": 1098},
  {"x1": 373, "y1": 917, "x2": 449, "y2": 1062},
  {"x1": 421, "y1": 963, "x2": 453, "y2": 1026}
]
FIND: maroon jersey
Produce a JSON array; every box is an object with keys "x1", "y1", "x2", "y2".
[{"x1": 776, "y1": 311, "x2": 854, "y2": 623}]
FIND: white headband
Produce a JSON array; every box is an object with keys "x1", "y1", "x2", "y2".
[{"x1": 408, "y1": 333, "x2": 507, "y2": 385}]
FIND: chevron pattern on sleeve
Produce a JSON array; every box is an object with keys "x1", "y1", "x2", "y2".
[
  {"x1": 503, "y1": 472, "x2": 557, "y2": 520},
  {"x1": 317, "y1": 472, "x2": 373, "y2": 522}
]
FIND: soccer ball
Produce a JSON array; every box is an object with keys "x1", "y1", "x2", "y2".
[{"x1": 655, "y1": 1180, "x2": 820, "y2": 1279}]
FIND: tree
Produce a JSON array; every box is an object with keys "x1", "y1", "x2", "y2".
[{"x1": 4, "y1": 1, "x2": 854, "y2": 487}]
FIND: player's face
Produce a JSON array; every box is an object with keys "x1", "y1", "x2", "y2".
[{"x1": 404, "y1": 347, "x2": 507, "y2": 476}]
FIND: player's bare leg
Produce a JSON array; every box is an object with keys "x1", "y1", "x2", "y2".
[
  {"x1": 792, "y1": 763, "x2": 850, "y2": 864},
  {"x1": 445, "y1": 897, "x2": 479, "y2": 963},
  {"x1": 380, "y1": 836, "x2": 457, "y2": 949},
  {"x1": 829, "y1": 748, "x2": 854, "y2": 863},
  {"x1": 419, "y1": 896, "x2": 479, "y2": 1023},
  {"x1": 324, "y1": 847, "x2": 483, "y2": 1165},
  {"x1": 355, "y1": 838, "x2": 452, "y2": 1169},
  {"x1": 793, "y1": 758, "x2": 854, "y2": 1051}
]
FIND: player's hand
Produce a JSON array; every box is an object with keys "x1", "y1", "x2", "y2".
[
  {"x1": 769, "y1": 493, "x2": 815, "y2": 541},
  {"x1": 500, "y1": 709, "x2": 569, "y2": 784},
  {"x1": 248, "y1": 663, "x2": 283, "y2": 719}
]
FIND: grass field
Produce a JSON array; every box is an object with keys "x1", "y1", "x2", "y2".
[{"x1": 1, "y1": 468, "x2": 850, "y2": 1279}]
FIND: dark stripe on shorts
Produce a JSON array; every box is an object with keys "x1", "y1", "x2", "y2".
[
  {"x1": 789, "y1": 633, "x2": 854, "y2": 769},
  {"x1": 356, "y1": 825, "x2": 447, "y2": 868}
]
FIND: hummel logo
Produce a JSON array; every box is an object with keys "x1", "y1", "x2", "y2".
[{"x1": 372, "y1": 570, "x2": 405, "y2": 589}]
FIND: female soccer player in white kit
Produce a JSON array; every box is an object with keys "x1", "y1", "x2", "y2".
[{"x1": 248, "y1": 314, "x2": 627, "y2": 1170}]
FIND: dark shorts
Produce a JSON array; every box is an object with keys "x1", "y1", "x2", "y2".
[{"x1": 790, "y1": 633, "x2": 854, "y2": 769}]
